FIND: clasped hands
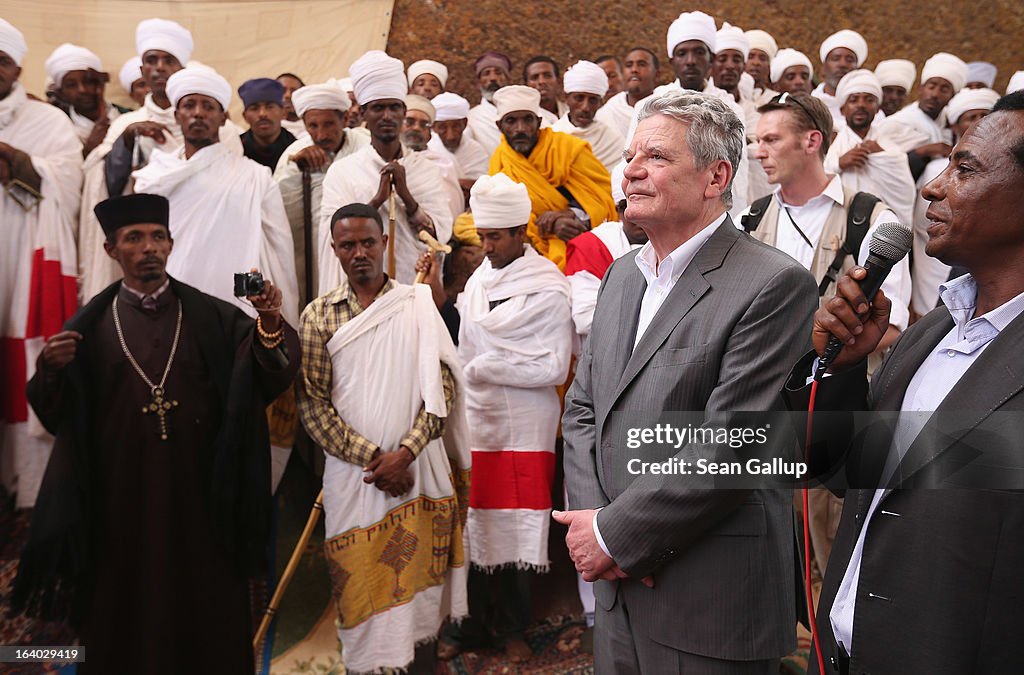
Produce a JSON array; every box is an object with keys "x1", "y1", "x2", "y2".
[
  {"x1": 552, "y1": 509, "x2": 654, "y2": 587},
  {"x1": 364, "y1": 446, "x2": 416, "y2": 497}
]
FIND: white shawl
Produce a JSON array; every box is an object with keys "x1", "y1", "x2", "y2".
[
  {"x1": 467, "y1": 99, "x2": 502, "y2": 156},
  {"x1": 552, "y1": 114, "x2": 627, "y2": 173},
  {"x1": 880, "y1": 101, "x2": 952, "y2": 152},
  {"x1": 595, "y1": 91, "x2": 634, "y2": 140}
]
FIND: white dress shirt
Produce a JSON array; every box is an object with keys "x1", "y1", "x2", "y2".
[{"x1": 829, "y1": 274, "x2": 1024, "y2": 654}]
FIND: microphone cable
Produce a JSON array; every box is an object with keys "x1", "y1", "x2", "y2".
[{"x1": 803, "y1": 378, "x2": 827, "y2": 675}]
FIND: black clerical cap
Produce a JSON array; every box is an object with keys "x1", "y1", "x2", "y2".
[{"x1": 94, "y1": 193, "x2": 170, "y2": 238}]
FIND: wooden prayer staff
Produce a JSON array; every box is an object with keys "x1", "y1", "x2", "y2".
[
  {"x1": 387, "y1": 179, "x2": 397, "y2": 278},
  {"x1": 414, "y1": 230, "x2": 452, "y2": 284},
  {"x1": 253, "y1": 489, "x2": 324, "y2": 654}
]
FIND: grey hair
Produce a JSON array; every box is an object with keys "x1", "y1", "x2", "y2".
[{"x1": 635, "y1": 92, "x2": 745, "y2": 208}]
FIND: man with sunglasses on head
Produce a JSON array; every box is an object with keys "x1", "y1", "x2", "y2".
[{"x1": 745, "y1": 92, "x2": 910, "y2": 582}]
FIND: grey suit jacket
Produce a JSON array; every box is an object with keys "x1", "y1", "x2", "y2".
[{"x1": 563, "y1": 217, "x2": 819, "y2": 661}]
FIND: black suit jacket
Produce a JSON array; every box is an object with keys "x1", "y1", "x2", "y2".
[{"x1": 785, "y1": 306, "x2": 1024, "y2": 675}]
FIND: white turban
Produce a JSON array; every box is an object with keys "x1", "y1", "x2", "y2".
[
  {"x1": 350, "y1": 50, "x2": 407, "y2": 105},
  {"x1": 946, "y1": 87, "x2": 1000, "y2": 124},
  {"x1": 470, "y1": 173, "x2": 532, "y2": 229},
  {"x1": 405, "y1": 94, "x2": 435, "y2": 123},
  {"x1": 119, "y1": 56, "x2": 143, "y2": 93},
  {"x1": 432, "y1": 92, "x2": 471, "y2": 121},
  {"x1": 875, "y1": 59, "x2": 916, "y2": 91},
  {"x1": 292, "y1": 80, "x2": 350, "y2": 117},
  {"x1": 666, "y1": 11, "x2": 717, "y2": 57},
  {"x1": 136, "y1": 18, "x2": 193, "y2": 65},
  {"x1": 407, "y1": 59, "x2": 448, "y2": 87},
  {"x1": 1009, "y1": 71, "x2": 1024, "y2": 95},
  {"x1": 966, "y1": 61, "x2": 997, "y2": 88},
  {"x1": 921, "y1": 52, "x2": 968, "y2": 93},
  {"x1": 563, "y1": 60, "x2": 608, "y2": 97},
  {"x1": 44, "y1": 43, "x2": 103, "y2": 87},
  {"x1": 338, "y1": 77, "x2": 353, "y2": 94},
  {"x1": 819, "y1": 29, "x2": 868, "y2": 67},
  {"x1": 165, "y1": 64, "x2": 231, "y2": 110},
  {"x1": 611, "y1": 161, "x2": 626, "y2": 202},
  {"x1": 745, "y1": 29, "x2": 778, "y2": 59},
  {"x1": 770, "y1": 49, "x2": 813, "y2": 84},
  {"x1": 715, "y1": 23, "x2": 749, "y2": 60},
  {"x1": 493, "y1": 85, "x2": 541, "y2": 120},
  {"x1": 835, "y1": 69, "x2": 882, "y2": 106},
  {"x1": 0, "y1": 18, "x2": 27, "y2": 66}
]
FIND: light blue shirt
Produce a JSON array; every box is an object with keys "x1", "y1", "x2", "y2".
[{"x1": 830, "y1": 274, "x2": 1024, "y2": 654}]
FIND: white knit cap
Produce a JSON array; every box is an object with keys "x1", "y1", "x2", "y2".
[
  {"x1": 405, "y1": 94, "x2": 435, "y2": 123},
  {"x1": 946, "y1": 87, "x2": 1000, "y2": 124},
  {"x1": 470, "y1": 173, "x2": 532, "y2": 229},
  {"x1": 715, "y1": 23, "x2": 750, "y2": 60},
  {"x1": 666, "y1": 11, "x2": 717, "y2": 57},
  {"x1": 292, "y1": 80, "x2": 350, "y2": 116},
  {"x1": 835, "y1": 69, "x2": 882, "y2": 106},
  {"x1": 966, "y1": 61, "x2": 997, "y2": 88},
  {"x1": 770, "y1": 48, "x2": 813, "y2": 84},
  {"x1": 1008, "y1": 71, "x2": 1024, "y2": 95},
  {"x1": 745, "y1": 29, "x2": 778, "y2": 59},
  {"x1": 119, "y1": 56, "x2": 143, "y2": 92},
  {"x1": 432, "y1": 92, "x2": 471, "y2": 121},
  {"x1": 875, "y1": 59, "x2": 916, "y2": 91},
  {"x1": 493, "y1": 85, "x2": 542, "y2": 120},
  {"x1": 407, "y1": 59, "x2": 448, "y2": 87},
  {"x1": 819, "y1": 29, "x2": 868, "y2": 67},
  {"x1": 136, "y1": 18, "x2": 193, "y2": 65},
  {"x1": 0, "y1": 18, "x2": 27, "y2": 66},
  {"x1": 44, "y1": 43, "x2": 103, "y2": 87},
  {"x1": 921, "y1": 52, "x2": 968, "y2": 93},
  {"x1": 611, "y1": 161, "x2": 626, "y2": 202},
  {"x1": 563, "y1": 60, "x2": 609, "y2": 97},
  {"x1": 165, "y1": 63, "x2": 231, "y2": 109},
  {"x1": 350, "y1": 50, "x2": 407, "y2": 105}
]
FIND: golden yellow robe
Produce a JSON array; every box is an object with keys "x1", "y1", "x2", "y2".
[{"x1": 489, "y1": 128, "x2": 615, "y2": 270}]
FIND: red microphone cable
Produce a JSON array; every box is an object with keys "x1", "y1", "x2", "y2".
[{"x1": 804, "y1": 378, "x2": 827, "y2": 675}]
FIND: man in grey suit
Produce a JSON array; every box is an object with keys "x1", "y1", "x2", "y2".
[{"x1": 553, "y1": 92, "x2": 819, "y2": 673}]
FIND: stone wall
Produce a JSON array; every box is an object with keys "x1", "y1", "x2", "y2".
[{"x1": 387, "y1": 0, "x2": 1023, "y2": 103}]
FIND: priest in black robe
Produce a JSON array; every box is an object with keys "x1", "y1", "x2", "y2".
[{"x1": 11, "y1": 193, "x2": 300, "y2": 674}]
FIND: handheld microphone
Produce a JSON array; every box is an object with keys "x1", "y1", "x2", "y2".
[{"x1": 815, "y1": 222, "x2": 913, "y2": 379}]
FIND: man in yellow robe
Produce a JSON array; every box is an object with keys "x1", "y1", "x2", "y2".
[{"x1": 488, "y1": 85, "x2": 615, "y2": 270}]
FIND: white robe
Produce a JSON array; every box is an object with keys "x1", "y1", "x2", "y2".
[
  {"x1": 318, "y1": 145, "x2": 454, "y2": 289},
  {"x1": 824, "y1": 124, "x2": 917, "y2": 228},
  {"x1": 552, "y1": 114, "x2": 627, "y2": 173},
  {"x1": 132, "y1": 143, "x2": 299, "y2": 328},
  {"x1": 79, "y1": 93, "x2": 244, "y2": 303},
  {"x1": 410, "y1": 146, "x2": 465, "y2": 220},
  {"x1": 567, "y1": 221, "x2": 642, "y2": 338},
  {"x1": 0, "y1": 83, "x2": 83, "y2": 507},
  {"x1": 880, "y1": 101, "x2": 952, "y2": 152},
  {"x1": 467, "y1": 99, "x2": 502, "y2": 156},
  {"x1": 322, "y1": 283, "x2": 470, "y2": 674},
  {"x1": 69, "y1": 102, "x2": 121, "y2": 143},
  {"x1": 281, "y1": 117, "x2": 309, "y2": 141},
  {"x1": 595, "y1": 91, "x2": 635, "y2": 140},
  {"x1": 457, "y1": 247, "x2": 573, "y2": 570},
  {"x1": 427, "y1": 132, "x2": 489, "y2": 182},
  {"x1": 272, "y1": 127, "x2": 371, "y2": 302},
  {"x1": 911, "y1": 157, "x2": 952, "y2": 313}
]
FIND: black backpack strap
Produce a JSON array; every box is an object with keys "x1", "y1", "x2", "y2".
[
  {"x1": 817, "y1": 192, "x2": 882, "y2": 296},
  {"x1": 741, "y1": 195, "x2": 773, "y2": 233}
]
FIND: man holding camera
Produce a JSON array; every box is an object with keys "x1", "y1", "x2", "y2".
[{"x1": 12, "y1": 193, "x2": 299, "y2": 675}]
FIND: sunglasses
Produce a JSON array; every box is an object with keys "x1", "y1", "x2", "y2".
[{"x1": 771, "y1": 92, "x2": 826, "y2": 137}]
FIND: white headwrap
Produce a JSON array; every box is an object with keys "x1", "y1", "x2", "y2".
[
  {"x1": 0, "y1": 18, "x2": 27, "y2": 66},
  {"x1": 770, "y1": 49, "x2": 813, "y2": 84},
  {"x1": 338, "y1": 77, "x2": 353, "y2": 94},
  {"x1": 745, "y1": 29, "x2": 778, "y2": 59},
  {"x1": 165, "y1": 64, "x2": 231, "y2": 110},
  {"x1": 874, "y1": 59, "x2": 916, "y2": 91},
  {"x1": 119, "y1": 56, "x2": 143, "y2": 93},
  {"x1": 136, "y1": 18, "x2": 193, "y2": 65},
  {"x1": 819, "y1": 29, "x2": 868, "y2": 67},
  {"x1": 407, "y1": 59, "x2": 448, "y2": 87},
  {"x1": 666, "y1": 11, "x2": 717, "y2": 56},
  {"x1": 946, "y1": 87, "x2": 1000, "y2": 124},
  {"x1": 405, "y1": 94, "x2": 435, "y2": 123},
  {"x1": 493, "y1": 85, "x2": 542, "y2": 120},
  {"x1": 44, "y1": 43, "x2": 103, "y2": 87},
  {"x1": 292, "y1": 80, "x2": 350, "y2": 117},
  {"x1": 835, "y1": 69, "x2": 882, "y2": 106},
  {"x1": 432, "y1": 92, "x2": 471, "y2": 121},
  {"x1": 470, "y1": 173, "x2": 532, "y2": 229},
  {"x1": 966, "y1": 61, "x2": 997, "y2": 88},
  {"x1": 350, "y1": 50, "x2": 407, "y2": 105},
  {"x1": 921, "y1": 52, "x2": 968, "y2": 93},
  {"x1": 563, "y1": 60, "x2": 609, "y2": 97},
  {"x1": 611, "y1": 161, "x2": 626, "y2": 202},
  {"x1": 1008, "y1": 71, "x2": 1024, "y2": 95},
  {"x1": 715, "y1": 22, "x2": 750, "y2": 60}
]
